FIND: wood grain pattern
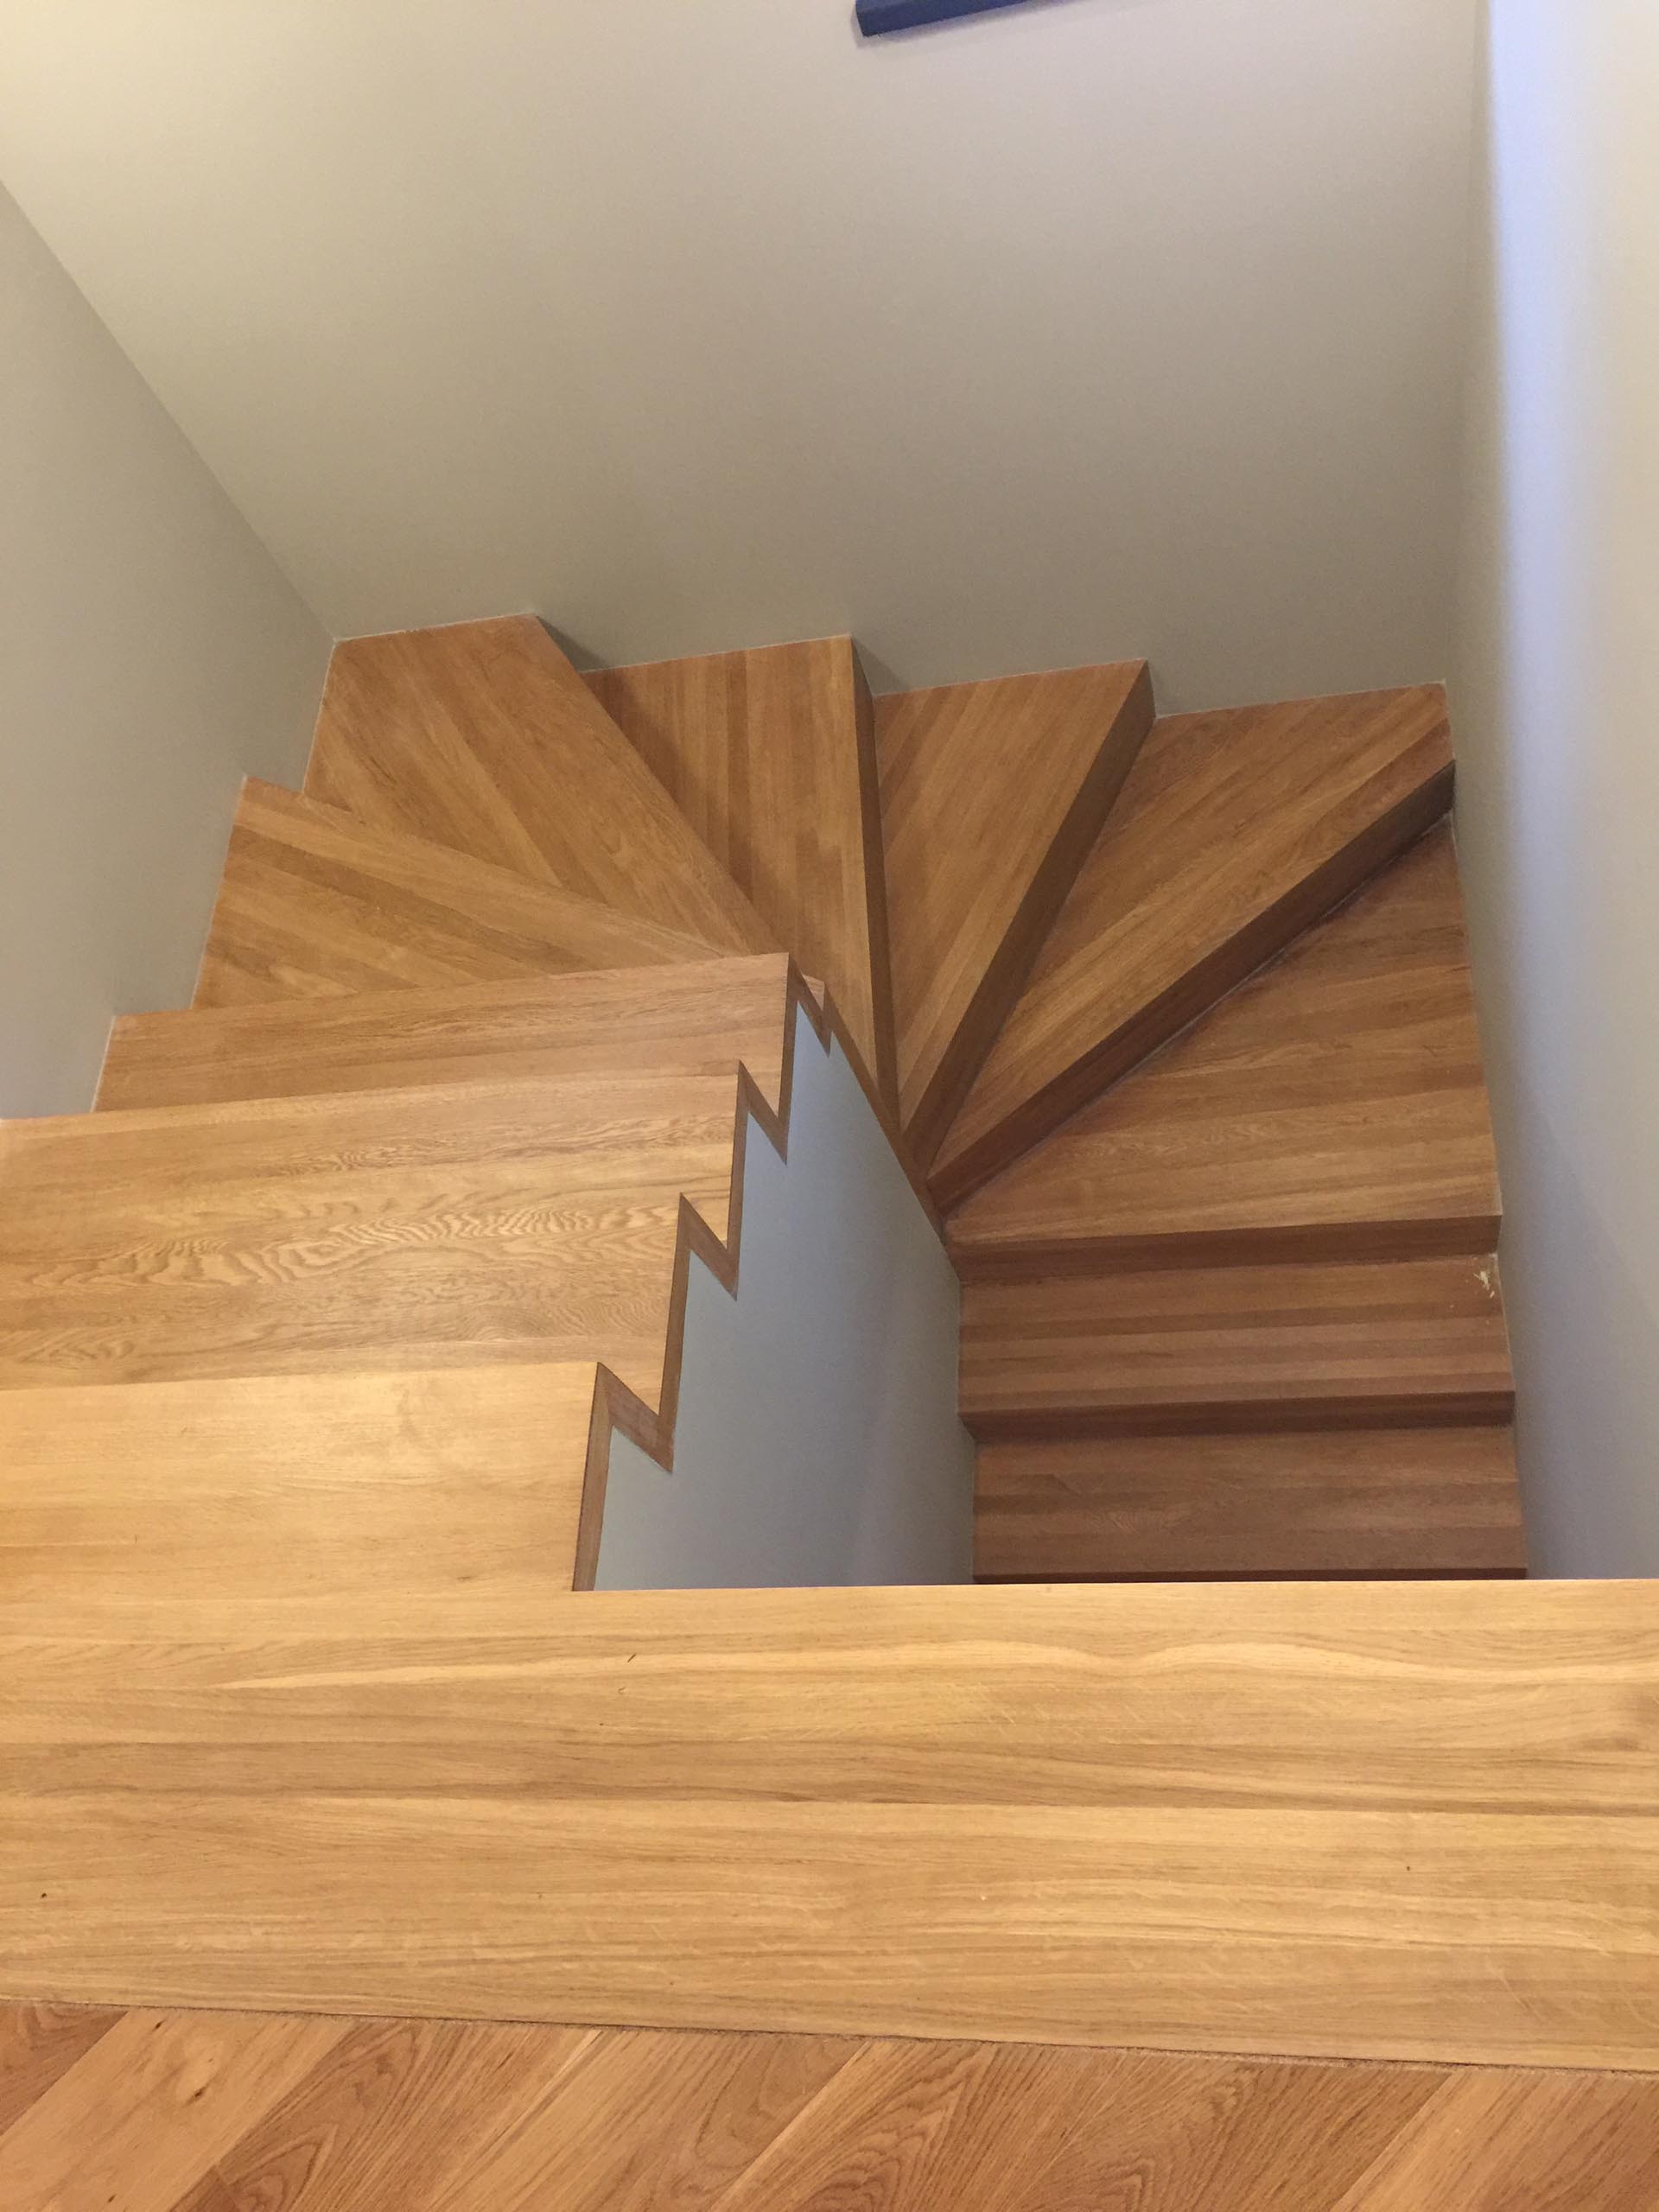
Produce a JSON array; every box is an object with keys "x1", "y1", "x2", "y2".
[
  {"x1": 0, "y1": 1363, "x2": 596, "y2": 1635},
  {"x1": 195, "y1": 778, "x2": 731, "y2": 1008},
  {"x1": 104, "y1": 955, "x2": 795, "y2": 1116},
  {"x1": 876, "y1": 660, "x2": 1154, "y2": 1159},
  {"x1": 950, "y1": 829, "x2": 1502, "y2": 1275},
  {"x1": 959, "y1": 1254, "x2": 1515, "y2": 1436},
  {"x1": 974, "y1": 1427, "x2": 1528, "y2": 1580},
  {"x1": 0, "y1": 2008, "x2": 346, "y2": 2212},
  {"x1": 588, "y1": 638, "x2": 897, "y2": 1100},
  {"x1": 0, "y1": 2000, "x2": 118, "y2": 2133},
  {"x1": 0, "y1": 1072, "x2": 740, "y2": 1407},
  {"x1": 305, "y1": 618, "x2": 773, "y2": 954},
  {"x1": 3, "y1": 1580, "x2": 1656, "y2": 2066},
  {"x1": 7, "y1": 2001, "x2": 1659, "y2": 2212},
  {"x1": 933, "y1": 686, "x2": 1456, "y2": 1205}
]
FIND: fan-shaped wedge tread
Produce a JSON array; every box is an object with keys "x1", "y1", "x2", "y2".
[
  {"x1": 933, "y1": 686, "x2": 1455, "y2": 1205},
  {"x1": 306, "y1": 617, "x2": 773, "y2": 954},
  {"x1": 196, "y1": 779, "x2": 729, "y2": 1008},
  {"x1": 950, "y1": 829, "x2": 1498, "y2": 1276}
]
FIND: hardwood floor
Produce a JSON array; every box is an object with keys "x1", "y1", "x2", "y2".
[
  {"x1": 4, "y1": 1582, "x2": 1656, "y2": 2067},
  {"x1": 588, "y1": 637, "x2": 897, "y2": 1099},
  {"x1": 4, "y1": 2000, "x2": 1659, "y2": 2212}
]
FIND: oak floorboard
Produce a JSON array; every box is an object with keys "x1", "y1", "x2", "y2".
[
  {"x1": 0, "y1": 1999, "x2": 120, "y2": 2133},
  {"x1": 959, "y1": 1254, "x2": 1515, "y2": 1437},
  {"x1": 875, "y1": 660, "x2": 1153, "y2": 1160},
  {"x1": 973, "y1": 1427, "x2": 1528, "y2": 1580},
  {"x1": 588, "y1": 639, "x2": 896, "y2": 1101},
  {"x1": 194, "y1": 779, "x2": 729, "y2": 1009},
  {"x1": 2, "y1": 2000, "x2": 1656, "y2": 2212},
  {"x1": 3, "y1": 1582, "x2": 1656, "y2": 2068},
  {"x1": 933, "y1": 685, "x2": 1455, "y2": 1205},
  {"x1": 0, "y1": 2009, "x2": 345, "y2": 2212},
  {"x1": 105, "y1": 956, "x2": 795, "y2": 1116},
  {"x1": 306, "y1": 618, "x2": 772, "y2": 955},
  {"x1": 950, "y1": 828, "x2": 1501, "y2": 1276}
]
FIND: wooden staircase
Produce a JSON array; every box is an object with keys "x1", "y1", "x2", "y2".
[{"x1": 3, "y1": 616, "x2": 1654, "y2": 2105}]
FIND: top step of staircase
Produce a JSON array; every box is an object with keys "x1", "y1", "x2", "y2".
[{"x1": 307, "y1": 617, "x2": 775, "y2": 957}]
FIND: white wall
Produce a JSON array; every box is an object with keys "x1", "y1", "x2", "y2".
[
  {"x1": 1452, "y1": 3, "x2": 1659, "y2": 1573},
  {"x1": 0, "y1": 187, "x2": 330, "y2": 1117},
  {"x1": 0, "y1": 0, "x2": 1478, "y2": 708},
  {"x1": 598, "y1": 1008, "x2": 974, "y2": 1588}
]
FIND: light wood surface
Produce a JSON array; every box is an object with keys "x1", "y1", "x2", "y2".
[
  {"x1": 5, "y1": 2004, "x2": 1659, "y2": 2212},
  {"x1": 306, "y1": 618, "x2": 773, "y2": 953},
  {"x1": 932, "y1": 686, "x2": 1455, "y2": 1205},
  {"x1": 2, "y1": 1580, "x2": 1656, "y2": 2066},
  {"x1": 876, "y1": 660, "x2": 1154, "y2": 1160},
  {"x1": 194, "y1": 777, "x2": 730, "y2": 1008},
  {"x1": 960, "y1": 1254, "x2": 1515, "y2": 1435},
  {"x1": 0, "y1": 1363, "x2": 595, "y2": 1634},
  {"x1": 105, "y1": 955, "x2": 795, "y2": 1116},
  {"x1": 950, "y1": 829, "x2": 1502, "y2": 1274},
  {"x1": 588, "y1": 638, "x2": 897, "y2": 1100},
  {"x1": 0, "y1": 1072, "x2": 741, "y2": 1406},
  {"x1": 974, "y1": 1427, "x2": 1527, "y2": 1580}
]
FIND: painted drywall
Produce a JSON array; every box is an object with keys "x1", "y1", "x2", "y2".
[
  {"x1": 1452, "y1": 3, "x2": 1659, "y2": 1573},
  {"x1": 0, "y1": 187, "x2": 330, "y2": 1118},
  {"x1": 597, "y1": 1007, "x2": 974, "y2": 1588},
  {"x1": 0, "y1": 0, "x2": 1477, "y2": 707}
]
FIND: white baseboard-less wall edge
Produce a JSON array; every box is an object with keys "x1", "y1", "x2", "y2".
[{"x1": 596, "y1": 1003, "x2": 976, "y2": 1590}]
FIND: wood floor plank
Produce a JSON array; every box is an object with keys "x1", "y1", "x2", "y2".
[
  {"x1": 195, "y1": 779, "x2": 730, "y2": 1009},
  {"x1": 1333, "y1": 2068, "x2": 1659, "y2": 2210},
  {"x1": 973, "y1": 1427, "x2": 1528, "y2": 1580},
  {"x1": 950, "y1": 829, "x2": 1502, "y2": 1275},
  {"x1": 104, "y1": 956, "x2": 795, "y2": 1116},
  {"x1": 207, "y1": 2018, "x2": 595, "y2": 2212},
  {"x1": 423, "y1": 2026, "x2": 855, "y2": 2212},
  {"x1": 588, "y1": 639, "x2": 896, "y2": 1101},
  {"x1": 0, "y1": 1363, "x2": 598, "y2": 1636},
  {"x1": 0, "y1": 1999, "x2": 120, "y2": 2133},
  {"x1": 933, "y1": 686, "x2": 1455, "y2": 1205},
  {"x1": 3, "y1": 2003, "x2": 1653, "y2": 2212},
  {"x1": 0, "y1": 2008, "x2": 345, "y2": 2212},
  {"x1": 306, "y1": 619, "x2": 773, "y2": 955},
  {"x1": 876, "y1": 660, "x2": 1154, "y2": 1160},
  {"x1": 0, "y1": 1072, "x2": 739, "y2": 1407},
  {"x1": 959, "y1": 1254, "x2": 1515, "y2": 1437},
  {"x1": 3, "y1": 1581, "x2": 1656, "y2": 2067}
]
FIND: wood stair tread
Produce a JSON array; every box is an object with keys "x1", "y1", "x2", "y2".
[
  {"x1": 4, "y1": 1580, "x2": 1656, "y2": 2068},
  {"x1": 0, "y1": 1070, "x2": 746, "y2": 1407},
  {"x1": 876, "y1": 659, "x2": 1153, "y2": 1159},
  {"x1": 932, "y1": 685, "x2": 1456, "y2": 1205},
  {"x1": 105, "y1": 953, "x2": 798, "y2": 1115},
  {"x1": 974, "y1": 1427, "x2": 1527, "y2": 1581},
  {"x1": 959, "y1": 1255, "x2": 1514, "y2": 1437},
  {"x1": 306, "y1": 616, "x2": 775, "y2": 955},
  {"x1": 196, "y1": 777, "x2": 733, "y2": 1008},
  {"x1": 587, "y1": 637, "x2": 896, "y2": 1099},
  {"x1": 0, "y1": 1362, "x2": 599, "y2": 1636},
  {"x1": 950, "y1": 828, "x2": 1500, "y2": 1274}
]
